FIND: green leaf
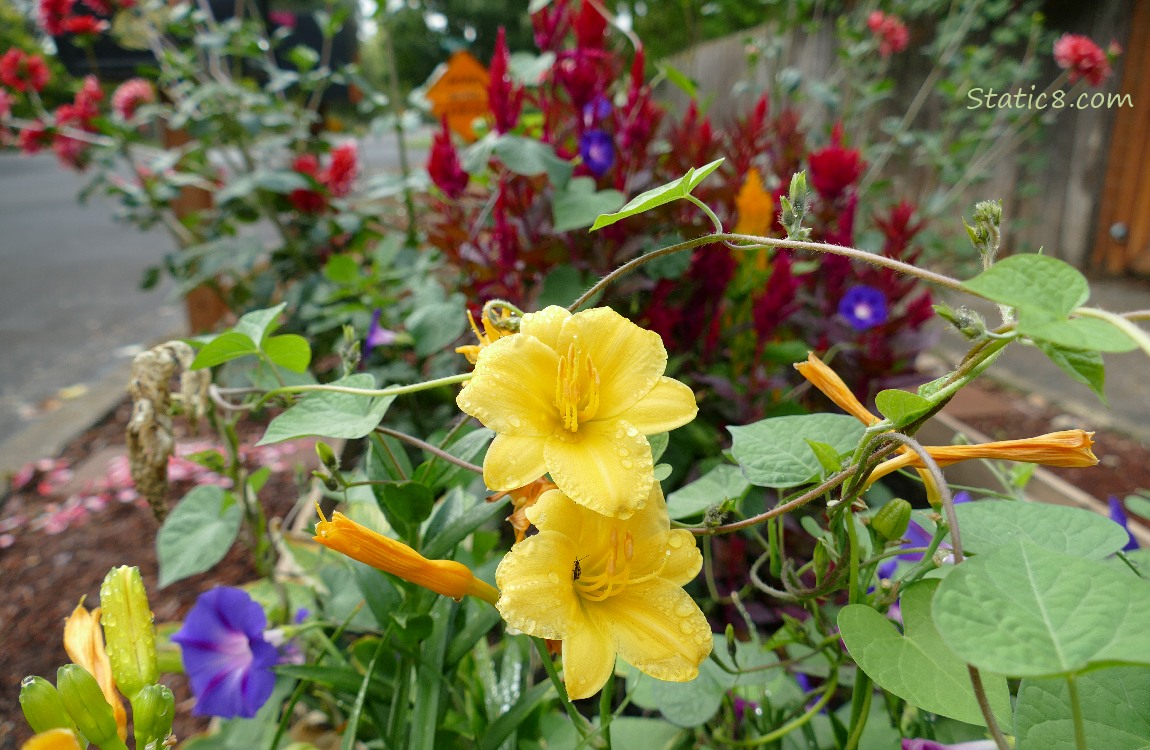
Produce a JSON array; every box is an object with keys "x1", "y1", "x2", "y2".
[
  {"x1": 648, "y1": 432, "x2": 669, "y2": 463},
  {"x1": 1035, "y1": 341, "x2": 1106, "y2": 402},
  {"x1": 478, "y1": 681, "x2": 555, "y2": 750},
  {"x1": 658, "y1": 62, "x2": 698, "y2": 99},
  {"x1": 492, "y1": 136, "x2": 573, "y2": 186},
  {"x1": 729, "y1": 414, "x2": 864, "y2": 488},
  {"x1": 805, "y1": 439, "x2": 844, "y2": 475},
  {"x1": 323, "y1": 254, "x2": 360, "y2": 284},
  {"x1": 262, "y1": 334, "x2": 311, "y2": 373},
  {"x1": 1016, "y1": 668, "x2": 1150, "y2": 750},
  {"x1": 590, "y1": 158, "x2": 724, "y2": 231},
  {"x1": 190, "y1": 331, "x2": 259, "y2": 369},
  {"x1": 507, "y1": 50, "x2": 556, "y2": 86},
  {"x1": 875, "y1": 389, "x2": 933, "y2": 427},
  {"x1": 934, "y1": 540, "x2": 1150, "y2": 676},
  {"x1": 954, "y1": 501, "x2": 1130, "y2": 559},
  {"x1": 406, "y1": 300, "x2": 467, "y2": 357},
  {"x1": 258, "y1": 373, "x2": 395, "y2": 445},
  {"x1": 666, "y1": 464, "x2": 750, "y2": 520},
  {"x1": 609, "y1": 718, "x2": 685, "y2": 749},
  {"x1": 619, "y1": 634, "x2": 736, "y2": 728},
  {"x1": 963, "y1": 254, "x2": 1089, "y2": 316},
  {"x1": 376, "y1": 481, "x2": 435, "y2": 527},
  {"x1": 536, "y1": 265, "x2": 601, "y2": 310},
  {"x1": 552, "y1": 176, "x2": 626, "y2": 232},
  {"x1": 1017, "y1": 310, "x2": 1137, "y2": 353},
  {"x1": 839, "y1": 581, "x2": 1011, "y2": 725},
  {"x1": 156, "y1": 486, "x2": 241, "y2": 588},
  {"x1": 234, "y1": 303, "x2": 287, "y2": 345}
]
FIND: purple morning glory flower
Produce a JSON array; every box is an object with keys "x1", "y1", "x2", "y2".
[
  {"x1": 582, "y1": 95, "x2": 612, "y2": 126},
  {"x1": 877, "y1": 492, "x2": 971, "y2": 579},
  {"x1": 838, "y1": 285, "x2": 888, "y2": 331},
  {"x1": 364, "y1": 308, "x2": 397, "y2": 360},
  {"x1": 171, "y1": 587, "x2": 278, "y2": 719},
  {"x1": 579, "y1": 129, "x2": 615, "y2": 177},
  {"x1": 903, "y1": 741, "x2": 997, "y2": 750},
  {"x1": 1109, "y1": 496, "x2": 1140, "y2": 552}
]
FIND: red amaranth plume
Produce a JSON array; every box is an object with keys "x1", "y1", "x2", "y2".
[
  {"x1": 752, "y1": 252, "x2": 799, "y2": 340},
  {"x1": 531, "y1": 0, "x2": 570, "y2": 53},
  {"x1": 428, "y1": 117, "x2": 469, "y2": 199},
  {"x1": 573, "y1": 0, "x2": 608, "y2": 49},
  {"x1": 488, "y1": 27, "x2": 523, "y2": 133},
  {"x1": 807, "y1": 123, "x2": 864, "y2": 201}
]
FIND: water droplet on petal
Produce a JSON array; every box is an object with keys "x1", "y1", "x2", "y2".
[
  {"x1": 668, "y1": 535, "x2": 683, "y2": 548},
  {"x1": 675, "y1": 602, "x2": 693, "y2": 617},
  {"x1": 679, "y1": 621, "x2": 694, "y2": 633},
  {"x1": 621, "y1": 460, "x2": 633, "y2": 470},
  {"x1": 618, "y1": 448, "x2": 630, "y2": 457},
  {"x1": 625, "y1": 426, "x2": 638, "y2": 437}
]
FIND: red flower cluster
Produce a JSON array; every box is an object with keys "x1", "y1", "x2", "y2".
[
  {"x1": 488, "y1": 27, "x2": 524, "y2": 133},
  {"x1": 866, "y1": 11, "x2": 909, "y2": 58},
  {"x1": 52, "y1": 75, "x2": 102, "y2": 169},
  {"x1": 1053, "y1": 34, "x2": 1113, "y2": 87},
  {"x1": 0, "y1": 49, "x2": 50, "y2": 93},
  {"x1": 111, "y1": 78, "x2": 155, "y2": 120},
  {"x1": 288, "y1": 143, "x2": 359, "y2": 213},
  {"x1": 39, "y1": 0, "x2": 108, "y2": 36},
  {"x1": 807, "y1": 123, "x2": 865, "y2": 201},
  {"x1": 428, "y1": 117, "x2": 469, "y2": 199}
]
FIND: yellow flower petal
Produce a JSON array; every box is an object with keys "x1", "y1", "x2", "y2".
[
  {"x1": 601, "y1": 580, "x2": 712, "y2": 683},
  {"x1": 21, "y1": 729, "x2": 82, "y2": 750},
  {"x1": 315, "y1": 510, "x2": 499, "y2": 604},
  {"x1": 457, "y1": 335, "x2": 560, "y2": 437},
  {"x1": 519, "y1": 305, "x2": 571, "y2": 350},
  {"x1": 545, "y1": 420, "x2": 653, "y2": 518},
  {"x1": 660, "y1": 530, "x2": 704, "y2": 586},
  {"x1": 615, "y1": 376, "x2": 698, "y2": 434},
  {"x1": 62, "y1": 604, "x2": 126, "y2": 740},
  {"x1": 561, "y1": 608, "x2": 616, "y2": 700},
  {"x1": 495, "y1": 530, "x2": 580, "y2": 640},
  {"x1": 526, "y1": 488, "x2": 591, "y2": 538},
  {"x1": 482, "y1": 433, "x2": 548, "y2": 491},
  {"x1": 556, "y1": 307, "x2": 667, "y2": 420}
]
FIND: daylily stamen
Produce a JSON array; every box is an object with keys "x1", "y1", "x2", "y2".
[
  {"x1": 555, "y1": 342, "x2": 601, "y2": 432},
  {"x1": 576, "y1": 529, "x2": 666, "y2": 601}
]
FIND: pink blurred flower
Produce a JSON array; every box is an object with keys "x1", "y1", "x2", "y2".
[
  {"x1": 1053, "y1": 34, "x2": 1112, "y2": 86},
  {"x1": 39, "y1": 0, "x2": 75, "y2": 35},
  {"x1": 0, "y1": 534, "x2": 14, "y2": 549},
  {"x1": 267, "y1": 10, "x2": 296, "y2": 28},
  {"x1": 111, "y1": 78, "x2": 154, "y2": 120},
  {"x1": 62, "y1": 14, "x2": 107, "y2": 36},
  {"x1": 866, "y1": 11, "x2": 909, "y2": 58}
]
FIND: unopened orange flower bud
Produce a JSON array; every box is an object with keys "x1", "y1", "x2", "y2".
[{"x1": 313, "y1": 508, "x2": 499, "y2": 604}]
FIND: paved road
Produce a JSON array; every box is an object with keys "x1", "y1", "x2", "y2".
[{"x1": 0, "y1": 152, "x2": 183, "y2": 449}]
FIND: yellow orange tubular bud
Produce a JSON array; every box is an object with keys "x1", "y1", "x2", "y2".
[
  {"x1": 795, "y1": 353, "x2": 879, "y2": 425},
  {"x1": 313, "y1": 507, "x2": 499, "y2": 605}
]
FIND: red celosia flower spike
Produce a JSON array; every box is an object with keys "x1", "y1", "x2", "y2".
[
  {"x1": 488, "y1": 27, "x2": 523, "y2": 133},
  {"x1": 573, "y1": 0, "x2": 608, "y2": 50},
  {"x1": 807, "y1": 123, "x2": 865, "y2": 201},
  {"x1": 428, "y1": 117, "x2": 469, "y2": 199}
]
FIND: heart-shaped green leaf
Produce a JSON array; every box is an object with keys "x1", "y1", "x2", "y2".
[
  {"x1": 590, "y1": 159, "x2": 724, "y2": 231},
  {"x1": 552, "y1": 176, "x2": 626, "y2": 232},
  {"x1": 963, "y1": 254, "x2": 1089, "y2": 317},
  {"x1": 875, "y1": 389, "x2": 933, "y2": 427},
  {"x1": 666, "y1": 464, "x2": 750, "y2": 520},
  {"x1": 935, "y1": 540, "x2": 1150, "y2": 677},
  {"x1": 839, "y1": 581, "x2": 1011, "y2": 725},
  {"x1": 955, "y1": 501, "x2": 1130, "y2": 559},
  {"x1": 258, "y1": 373, "x2": 395, "y2": 445},
  {"x1": 729, "y1": 414, "x2": 863, "y2": 488},
  {"x1": 156, "y1": 486, "x2": 241, "y2": 588}
]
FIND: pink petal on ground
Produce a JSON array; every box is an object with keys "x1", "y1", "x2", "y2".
[{"x1": 0, "y1": 534, "x2": 15, "y2": 548}]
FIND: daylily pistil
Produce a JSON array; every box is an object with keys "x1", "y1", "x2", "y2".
[{"x1": 556, "y1": 342, "x2": 600, "y2": 431}]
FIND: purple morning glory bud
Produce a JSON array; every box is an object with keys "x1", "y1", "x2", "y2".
[
  {"x1": 582, "y1": 95, "x2": 612, "y2": 126},
  {"x1": 171, "y1": 587, "x2": 278, "y2": 719},
  {"x1": 838, "y1": 285, "x2": 889, "y2": 331},
  {"x1": 364, "y1": 308, "x2": 397, "y2": 360},
  {"x1": 579, "y1": 129, "x2": 615, "y2": 177},
  {"x1": 1109, "y1": 496, "x2": 1140, "y2": 551}
]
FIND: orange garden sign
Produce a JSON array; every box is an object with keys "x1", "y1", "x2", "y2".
[{"x1": 425, "y1": 50, "x2": 490, "y2": 141}]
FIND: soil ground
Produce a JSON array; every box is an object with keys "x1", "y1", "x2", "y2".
[{"x1": 1, "y1": 381, "x2": 1148, "y2": 749}]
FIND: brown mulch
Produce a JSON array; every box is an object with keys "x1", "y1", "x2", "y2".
[{"x1": 1, "y1": 381, "x2": 1148, "y2": 750}]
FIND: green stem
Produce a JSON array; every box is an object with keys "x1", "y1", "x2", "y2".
[
  {"x1": 531, "y1": 638, "x2": 592, "y2": 738},
  {"x1": 1068, "y1": 674, "x2": 1088, "y2": 750},
  {"x1": 843, "y1": 675, "x2": 873, "y2": 750},
  {"x1": 258, "y1": 372, "x2": 473, "y2": 407},
  {"x1": 685, "y1": 194, "x2": 724, "y2": 234},
  {"x1": 1074, "y1": 306, "x2": 1150, "y2": 360},
  {"x1": 845, "y1": 511, "x2": 861, "y2": 605},
  {"x1": 698, "y1": 466, "x2": 856, "y2": 535},
  {"x1": 374, "y1": 426, "x2": 483, "y2": 474},
  {"x1": 599, "y1": 668, "x2": 614, "y2": 750},
  {"x1": 712, "y1": 672, "x2": 838, "y2": 747}
]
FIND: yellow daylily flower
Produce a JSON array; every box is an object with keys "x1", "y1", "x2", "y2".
[
  {"x1": 62, "y1": 602, "x2": 127, "y2": 741},
  {"x1": 21, "y1": 728, "x2": 82, "y2": 750},
  {"x1": 457, "y1": 306, "x2": 698, "y2": 518},
  {"x1": 733, "y1": 167, "x2": 774, "y2": 238},
  {"x1": 313, "y1": 507, "x2": 499, "y2": 604},
  {"x1": 495, "y1": 485, "x2": 712, "y2": 700},
  {"x1": 794, "y1": 353, "x2": 1097, "y2": 493}
]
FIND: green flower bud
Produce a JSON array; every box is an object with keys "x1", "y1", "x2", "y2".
[
  {"x1": 132, "y1": 684, "x2": 175, "y2": 750},
  {"x1": 872, "y1": 498, "x2": 913, "y2": 541},
  {"x1": 315, "y1": 441, "x2": 340, "y2": 472},
  {"x1": 99, "y1": 566, "x2": 158, "y2": 701},
  {"x1": 56, "y1": 664, "x2": 125, "y2": 750},
  {"x1": 19, "y1": 676, "x2": 77, "y2": 736}
]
